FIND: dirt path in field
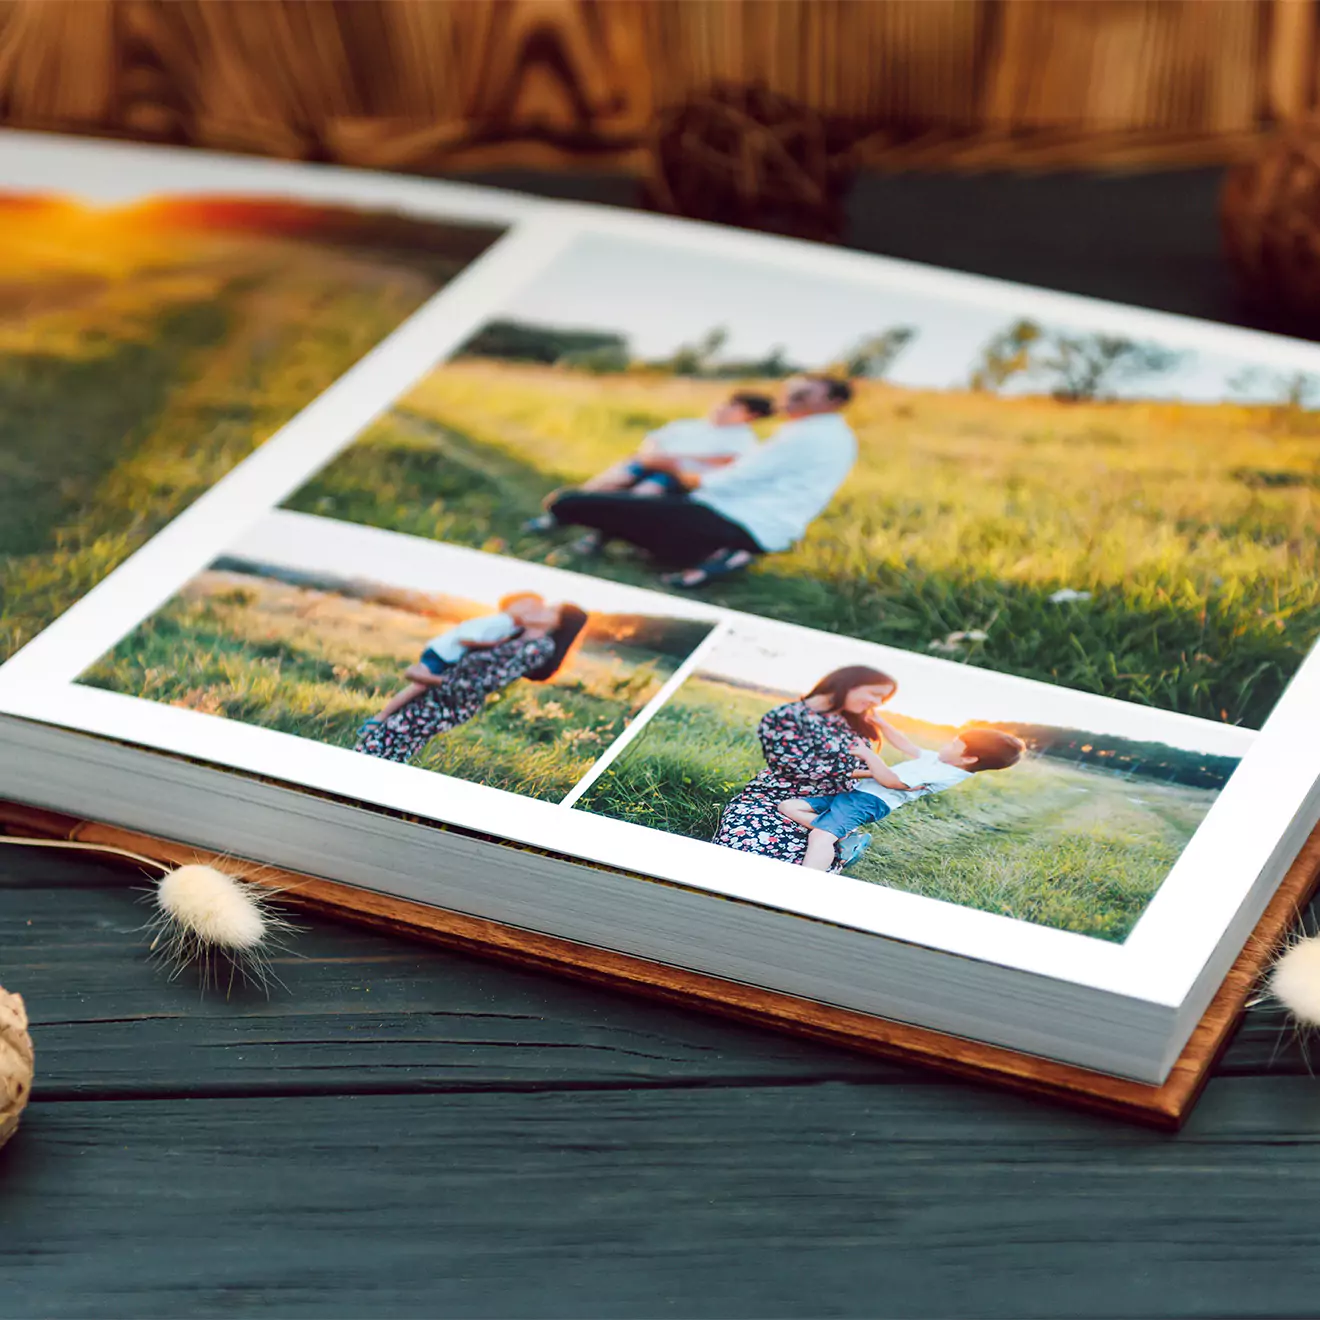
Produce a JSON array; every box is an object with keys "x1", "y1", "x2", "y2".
[
  {"x1": 1033, "y1": 769, "x2": 1205, "y2": 849},
  {"x1": 389, "y1": 405, "x2": 553, "y2": 507}
]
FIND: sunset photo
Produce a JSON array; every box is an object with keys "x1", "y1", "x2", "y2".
[{"x1": 0, "y1": 189, "x2": 502, "y2": 663}]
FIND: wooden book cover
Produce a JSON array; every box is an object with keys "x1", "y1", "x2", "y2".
[{"x1": 4, "y1": 799, "x2": 1317, "y2": 1130}]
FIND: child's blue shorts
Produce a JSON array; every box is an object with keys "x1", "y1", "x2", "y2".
[
  {"x1": 418, "y1": 648, "x2": 452, "y2": 675},
  {"x1": 802, "y1": 791, "x2": 892, "y2": 838},
  {"x1": 623, "y1": 459, "x2": 688, "y2": 495}
]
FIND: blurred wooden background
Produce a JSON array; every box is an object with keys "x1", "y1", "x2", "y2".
[{"x1": 0, "y1": 0, "x2": 1314, "y2": 175}]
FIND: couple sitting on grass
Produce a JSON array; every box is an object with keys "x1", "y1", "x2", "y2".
[
  {"x1": 526, "y1": 374, "x2": 856, "y2": 589},
  {"x1": 713, "y1": 665, "x2": 1025, "y2": 873},
  {"x1": 355, "y1": 591, "x2": 586, "y2": 765}
]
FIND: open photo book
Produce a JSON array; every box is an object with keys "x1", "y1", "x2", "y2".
[{"x1": 2, "y1": 130, "x2": 1319, "y2": 1125}]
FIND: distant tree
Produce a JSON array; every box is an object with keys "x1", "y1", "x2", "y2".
[
  {"x1": 459, "y1": 319, "x2": 629, "y2": 366},
  {"x1": 1228, "y1": 367, "x2": 1320, "y2": 429},
  {"x1": 842, "y1": 326, "x2": 916, "y2": 379},
  {"x1": 711, "y1": 345, "x2": 801, "y2": 379},
  {"x1": 970, "y1": 319, "x2": 1181, "y2": 401},
  {"x1": 984, "y1": 722, "x2": 1239, "y2": 789},
  {"x1": 1030, "y1": 333, "x2": 1183, "y2": 402},
  {"x1": 655, "y1": 324, "x2": 730, "y2": 376},
  {"x1": 970, "y1": 319, "x2": 1042, "y2": 392},
  {"x1": 756, "y1": 346, "x2": 793, "y2": 378},
  {"x1": 698, "y1": 325, "x2": 728, "y2": 364}
]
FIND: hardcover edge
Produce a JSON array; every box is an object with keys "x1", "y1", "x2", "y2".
[{"x1": 4, "y1": 799, "x2": 1317, "y2": 1129}]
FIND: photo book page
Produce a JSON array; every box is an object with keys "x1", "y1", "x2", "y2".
[{"x1": 2, "y1": 144, "x2": 1318, "y2": 1013}]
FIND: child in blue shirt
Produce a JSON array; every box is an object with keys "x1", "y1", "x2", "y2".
[
  {"x1": 779, "y1": 727, "x2": 1026, "y2": 871},
  {"x1": 524, "y1": 393, "x2": 773, "y2": 541}
]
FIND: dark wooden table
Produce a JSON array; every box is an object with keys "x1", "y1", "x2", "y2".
[{"x1": 3, "y1": 169, "x2": 1316, "y2": 1319}]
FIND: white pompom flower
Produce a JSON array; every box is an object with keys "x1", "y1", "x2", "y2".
[
  {"x1": 0, "y1": 836, "x2": 296, "y2": 995},
  {"x1": 1270, "y1": 935, "x2": 1320, "y2": 1029},
  {"x1": 146, "y1": 862, "x2": 295, "y2": 993}
]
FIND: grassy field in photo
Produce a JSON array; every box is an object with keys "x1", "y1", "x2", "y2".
[
  {"x1": 574, "y1": 676, "x2": 1221, "y2": 942},
  {"x1": 81, "y1": 569, "x2": 696, "y2": 802},
  {"x1": 286, "y1": 359, "x2": 1320, "y2": 730},
  {"x1": 0, "y1": 198, "x2": 495, "y2": 662}
]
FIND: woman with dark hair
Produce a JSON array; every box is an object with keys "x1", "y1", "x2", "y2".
[
  {"x1": 712, "y1": 664, "x2": 916, "y2": 869},
  {"x1": 355, "y1": 602, "x2": 588, "y2": 765}
]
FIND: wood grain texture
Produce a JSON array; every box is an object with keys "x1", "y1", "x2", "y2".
[
  {"x1": 1, "y1": 859, "x2": 906, "y2": 1098},
  {"x1": 6, "y1": 1082, "x2": 1320, "y2": 1319},
  {"x1": 5, "y1": 801, "x2": 1318, "y2": 1127},
  {"x1": 0, "y1": 1, "x2": 1316, "y2": 174}
]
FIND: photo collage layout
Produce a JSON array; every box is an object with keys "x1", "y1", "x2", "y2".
[{"x1": 70, "y1": 221, "x2": 1318, "y2": 946}]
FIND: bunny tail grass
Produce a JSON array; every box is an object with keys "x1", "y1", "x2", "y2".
[{"x1": 146, "y1": 864, "x2": 296, "y2": 995}]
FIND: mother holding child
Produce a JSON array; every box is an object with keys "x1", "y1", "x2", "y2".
[
  {"x1": 355, "y1": 591, "x2": 587, "y2": 765},
  {"x1": 714, "y1": 665, "x2": 1024, "y2": 872}
]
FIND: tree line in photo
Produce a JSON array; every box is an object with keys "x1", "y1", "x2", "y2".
[
  {"x1": 459, "y1": 315, "x2": 1320, "y2": 410},
  {"x1": 985, "y1": 723, "x2": 1239, "y2": 790}
]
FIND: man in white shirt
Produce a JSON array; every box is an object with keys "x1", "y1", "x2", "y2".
[{"x1": 543, "y1": 375, "x2": 857, "y2": 585}]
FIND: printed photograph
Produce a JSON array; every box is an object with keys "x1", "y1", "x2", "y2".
[
  {"x1": 0, "y1": 186, "x2": 503, "y2": 662},
  {"x1": 284, "y1": 232, "x2": 1320, "y2": 732},
  {"x1": 574, "y1": 628, "x2": 1250, "y2": 941},
  {"x1": 78, "y1": 511, "x2": 714, "y2": 802}
]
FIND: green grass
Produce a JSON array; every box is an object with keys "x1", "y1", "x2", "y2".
[
  {"x1": 82, "y1": 570, "x2": 683, "y2": 803},
  {"x1": 575, "y1": 676, "x2": 1216, "y2": 942},
  {"x1": 285, "y1": 360, "x2": 1320, "y2": 729},
  {"x1": 0, "y1": 231, "x2": 450, "y2": 662}
]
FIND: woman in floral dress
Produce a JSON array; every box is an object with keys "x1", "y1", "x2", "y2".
[
  {"x1": 712, "y1": 665, "x2": 902, "y2": 869},
  {"x1": 355, "y1": 603, "x2": 588, "y2": 765}
]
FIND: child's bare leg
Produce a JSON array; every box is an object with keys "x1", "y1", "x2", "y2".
[
  {"x1": 375, "y1": 681, "x2": 427, "y2": 721},
  {"x1": 778, "y1": 799, "x2": 819, "y2": 829},
  {"x1": 802, "y1": 828, "x2": 841, "y2": 872}
]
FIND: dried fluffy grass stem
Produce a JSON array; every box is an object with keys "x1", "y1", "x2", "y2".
[
  {"x1": 147, "y1": 863, "x2": 293, "y2": 992},
  {"x1": 0, "y1": 835, "x2": 294, "y2": 994}
]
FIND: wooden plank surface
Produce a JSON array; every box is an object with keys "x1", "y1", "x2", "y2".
[
  {"x1": 9, "y1": 799, "x2": 1317, "y2": 1127},
  {"x1": 2, "y1": 839, "x2": 1318, "y2": 1318},
  {"x1": 3, "y1": 853, "x2": 905, "y2": 1098},
  {"x1": 6, "y1": 1083, "x2": 1320, "y2": 1320}
]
